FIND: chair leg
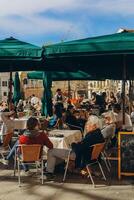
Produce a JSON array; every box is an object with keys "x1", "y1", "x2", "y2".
[
  {"x1": 98, "y1": 162, "x2": 106, "y2": 181},
  {"x1": 14, "y1": 158, "x2": 16, "y2": 176},
  {"x1": 14, "y1": 151, "x2": 17, "y2": 176},
  {"x1": 103, "y1": 150, "x2": 111, "y2": 167},
  {"x1": 86, "y1": 165, "x2": 95, "y2": 187},
  {"x1": 63, "y1": 150, "x2": 71, "y2": 182},
  {"x1": 17, "y1": 159, "x2": 21, "y2": 187},
  {"x1": 41, "y1": 159, "x2": 44, "y2": 185},
  {"x1": 101, "y1": 152, "x2": 110, "y2": 172}
]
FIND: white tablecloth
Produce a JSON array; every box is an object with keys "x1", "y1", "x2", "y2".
[
  {"x1": 14, "y1": 118, "x2": 27, "y2": 129},
  {"x1": 48, "y1": 129, "x2": 82, "y2": 149}
]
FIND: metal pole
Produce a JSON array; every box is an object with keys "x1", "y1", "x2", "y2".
[
  {"x1": 8, "y1": 71, "x2": 13, "y2": 106},
  {"x1": 122, "y1": 55, "x2": 126, "y2": 126}
]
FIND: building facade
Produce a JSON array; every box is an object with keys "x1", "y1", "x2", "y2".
[{"x1": 0, "y1": 72, "x2": 15, "y2": 102}]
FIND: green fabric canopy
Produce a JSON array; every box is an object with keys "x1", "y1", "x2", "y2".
[
  {"x1": 0, "y1": 37, "x2": 43, "y2": 72},
  {"x1": 43, "y1": 31, "x2": 134, "y2": 79},
  {"x1": 13, "y1": 72, "x2": 22, "y2": 106},
  {"x1": 27, "y1": 70, "x2": 92, "y2": 81},
  {"x1": 41, "y1": 72, "x2": 53, "y2": 116}
]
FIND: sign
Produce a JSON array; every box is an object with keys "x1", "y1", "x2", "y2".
[{"x1": 118, "y1": 132, "x2": 134, "y2": 179}]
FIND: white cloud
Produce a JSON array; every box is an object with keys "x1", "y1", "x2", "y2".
[
  {"x1": 0, "y1": 0, "x2": 133, "y2": 16},
  {"x1": 84, "y1": 0, "x2": 134, "y2": 16},
  {"x1": 0, "y1": 0, "x2": 89, "y2": 40},
  {"x1": 0, "y1": 0, "x2": 133, "y2": 43},
  {"x1": 0, "y1": 0, "x2": 78, "y2": 16}
]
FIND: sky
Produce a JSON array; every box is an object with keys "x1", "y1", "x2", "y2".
[{"x1": 0, "y1": 0, "x2": 134, "y2": 46}]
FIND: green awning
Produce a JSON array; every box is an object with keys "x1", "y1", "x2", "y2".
[
  {"x1": 43, "y1": 31, "x2": 134, "y2": 79},
  {"x1": 44, "y1": 32, "x2": 134, "y2": 56},
  {"x1": 27, "y1": 70, "x2": 92, "y2": 81},
  {"x1": 0, "y1": 37, "x2": 43, "y2": 72}
]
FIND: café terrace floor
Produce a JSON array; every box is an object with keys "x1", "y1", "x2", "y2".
[{"x1": 0, "y1": 161, "x2": 133, "y2": 200}]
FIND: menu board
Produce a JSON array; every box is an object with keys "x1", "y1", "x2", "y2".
[{"x1": 118, "y1": 132, "x2": 134, "y2": 179}]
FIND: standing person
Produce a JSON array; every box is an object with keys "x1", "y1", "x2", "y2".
[{"x1": 53, "y1": 89, "x2": 65, "y2": 119}]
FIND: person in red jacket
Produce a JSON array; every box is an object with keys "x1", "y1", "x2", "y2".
[
  {"x1": 19, "y1": 117, "x2": 53, "y2": 175},
  {"x1": 19, "y1": 117, "x2": 53, "y2": 148}
]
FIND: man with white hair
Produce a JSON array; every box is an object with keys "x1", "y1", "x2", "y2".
[
  {"x1": 45, "y1": 115, "x2": 104, "y2": 179},
  {"x1": 72, "y1": 115, "x2": 105, "y2": 168}
]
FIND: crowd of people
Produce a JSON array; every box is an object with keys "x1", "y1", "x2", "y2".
[{"x1": 0, "y1": 88, "x2": 133, "y2": 180}]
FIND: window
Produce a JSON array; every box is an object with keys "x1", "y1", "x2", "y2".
[
  {"x1": 3, "y1": 92, "x2": 7, "y2": 96},
  {"x1": 2, "y1": 81, "x2": 7, "y2": 87}
]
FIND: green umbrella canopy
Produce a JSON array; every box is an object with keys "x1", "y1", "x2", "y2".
[
  {"x1": 41, "y1": 72, "x2": 53, "y2": 117},
  {"x1": 13, "y1": 72, "x2": 22, "y2": 105},
  {"x1": 0, "y1": 37, "x2": 43, "y2": 72},
  {"x1": 43, "y1": 31, "x2": 134, "y2": 79},
  {"x1": 27, "y1": 70, "x2": 92, "y2": 81}
]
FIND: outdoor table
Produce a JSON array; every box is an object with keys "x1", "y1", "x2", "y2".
[
  {"x1": 14, "y1": 118, "x2": 27, "y2": 130},
  {"x1": 48, "y1": 129, "x2": 82, "y2": 149}
]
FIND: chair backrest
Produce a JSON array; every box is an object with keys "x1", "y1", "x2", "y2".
[
  {"x1": 20, "y1": 144, "x2": 42, "y2": 162},
  {"x1": 91, "y1": 142, "x2": 105, "y2": 160},
  {"x1": 2, "y1": 132, "x2": 13, "y2": 148}
]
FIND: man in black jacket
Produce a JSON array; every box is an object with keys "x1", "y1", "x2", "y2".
[{"x1": 72, "y1": 115, "x2": 104, "y2": 168}]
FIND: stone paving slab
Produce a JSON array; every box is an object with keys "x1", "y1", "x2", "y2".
[{"x1": 0, "y1": 168, "x2": 133, "y2": 200}]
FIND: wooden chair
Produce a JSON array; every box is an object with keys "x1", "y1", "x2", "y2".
[
  {"x1": 14, "y1": 144, "x2": 44, "y2": 186},
  {"x1": 63, "y1": 143, "x2": 107, "y2": 183},
  {"x1": 0, "y1": 132, "x2": 13, "y2": 159},
  {"x1": 86, "y1": 142, "x2": 106, "y2": 187}
]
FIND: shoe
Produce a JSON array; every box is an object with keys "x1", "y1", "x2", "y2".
[
  {"x1": 0, "y1": 158, "x2": 8, "y2": 165},
  {"x1": 43, "y1": 172, "x2": 55, "y2": 181},
  {"x1": 81, "y1": 167, "x2": 92, "y2": 176},
  {"x1": 20, "y1": 170, "x2": 34, "y2": 176},
  {"x1": 81, "y1": 169, "x2": 88, "y2": 176}
]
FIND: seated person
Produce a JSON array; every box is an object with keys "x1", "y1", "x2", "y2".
[
  {"x1": 17, "y1": 99, "x2": 24, "y2": 112},
  {"x1": 65, "y1": 106, "x2": 84, "y2": 131},
  {"x1": 83, "y1": 107, "x2": 100, "y2": 137},
  {"x1": 72, "y1": 115, "x2": 105, "y2": 168},
  {"x1": 73, "y1": 110, "x2": 87, "y2": 131},
  {"x1": 45, "y1": 115, "x2": 105, "y2": 179},
  {"x1": 48, "y1": 115, "x2": 57, "y2": 128},
  {"x1": 0, "y1": 117, "x2": 53, "y2": 174},
  {"x1": 113, "y1": 103, "x2": 132, "y2": 130},
  {"x1": 101, "y1": 111, "x2": 116, "y2": 140},
  {"x1": 0, "y1": 106, "x2": 16, "y2": 143},
  {"x1": 19, "y1": 117, "x2": 53, "y2": 174},
  {"x1": 130, "y1": 105, "x2": 134, "y2": 123}
]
